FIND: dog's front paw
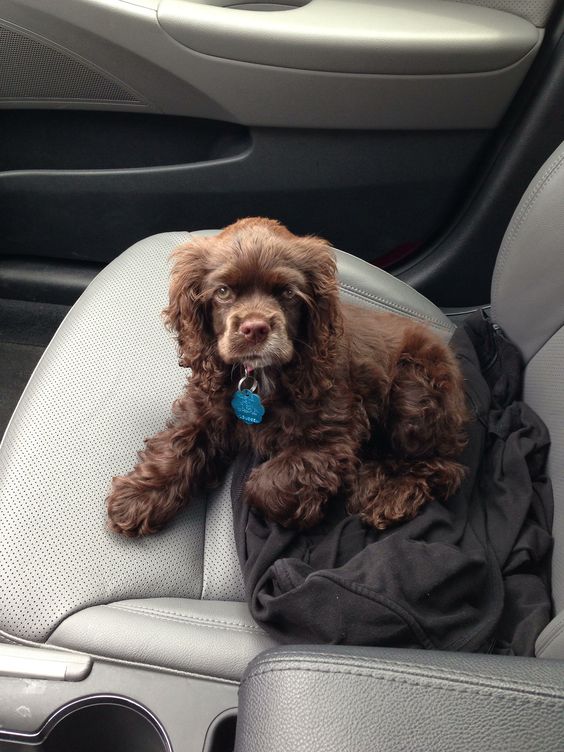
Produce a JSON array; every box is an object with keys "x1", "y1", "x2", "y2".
[
  {"x1": 107, "y1": 475, "x2": 178, "y2": 537},
  {"x1": 349, "y1": 458, "x2": 466, "y2": 529},
  {"x1": 244, "y1": 461, "x2": 327, "y2": 529}
]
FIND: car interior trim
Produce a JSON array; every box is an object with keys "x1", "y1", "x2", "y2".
[
  {"x1": 158, "y1": 0, "x2": 540, "y2": 75},
  {"x1": 0, "y1": 0, "x2": 543, "y2": 129}
]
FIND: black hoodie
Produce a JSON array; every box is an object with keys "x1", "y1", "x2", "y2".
[{"x1": 230, "y1": 312, "x2": 553, "y2": 656}]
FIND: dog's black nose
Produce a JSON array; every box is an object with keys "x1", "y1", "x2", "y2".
[{"x1": 239, "y1": 319, "x2": 270, "y2": 344}]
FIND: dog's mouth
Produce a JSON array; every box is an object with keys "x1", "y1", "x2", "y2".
[
  {"x1": 237, "y1": 347, "x2": 284, "y2": 370},
  {"x1": 241, "y1": 354, "x2": 268, "y2": 369},
  {"x1": 220, "y1": 341, "x2": 294, "y2": 369}
]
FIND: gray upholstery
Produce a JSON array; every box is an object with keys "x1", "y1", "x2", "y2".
[
  {"x1": 48, "y1": 599, "x2": 275, "y2": 682},
  {"x1": 490, "y1": 140, "x2": 564, "y2": 651},
  {"x1": 491, "y1": 141, "x2": 564, "y2": 364},
  {"x1": 0, "y1": 234, "x2": 240, "y2": 635},
  {"x1": 0, "y1": 228, "x2": 450, "y2": 678},
  {"x1": 333, "y1": 248, "x2": 454, "y2": 339},
  {"x1": 235, "y1": 646, "x2": 564, "y2": 752},
  {"x1": 526, "y1": 328, "x2": 564, "y2": 626},
  {"x1": 536, "y1": 611, "x2": 564, "y2": 659},
  {"x1": 452, "y1": 0, "x2": 554, "y2": 26},
  {"x1": 0, "y1": 232, "x2": 204, "y2": 644}
]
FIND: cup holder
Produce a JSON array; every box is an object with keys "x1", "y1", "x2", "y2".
[
  {"x1": 1, "y1": 696, "x2": 171, "y2": 752},
  {"x1": 204, "y1": 709, "x2": 237, "y2": 752}
]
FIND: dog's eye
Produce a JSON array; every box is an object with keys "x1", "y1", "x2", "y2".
[
  {"x1": 282, "y1": 287, "x2": 296, "y2": 299},
  {"x1": 215, "y1": 286, "x2": 232, "y2": 301}
]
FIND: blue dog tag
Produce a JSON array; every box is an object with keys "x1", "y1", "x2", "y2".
[{"x1": 231, "y1": 389, "x2": 265, "y2": 425}]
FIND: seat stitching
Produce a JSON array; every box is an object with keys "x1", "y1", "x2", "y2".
[
  {"x1": 108, "y1": 602, "x2": 261, "y2": 629},
  {"x1": 494, "y1": 150, "x2": 564, "y2": 295},
  {"x1": 108, "y1": 602, "x2": 260, "y2": 629},
  {"x1": 492, "y1": 150, "x2": 564, "y2": 307},
  {"x1": 258, "y1": 650, "x2": 560, "y2": 692},
  {"x1": 340, "y1": 282, "x2": 450, "y2": 331},
  {"x1": 243, "y1": 665, "x2": 564, "y2": 704},
  {"x1": 251, "y1": 651, "x2": 564, "y2": 694},
  {"x1": 109, "y1": 607, "x2": 261, "y2": 635},
  {"x1": 108, "y1": 604, "x2": 263, "y2": 632}
]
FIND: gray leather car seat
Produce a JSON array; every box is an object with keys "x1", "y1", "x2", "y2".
[
  {"x1": 1, "y1": 140, "x2": 563, "y2": 694},
  {"x1": 0, "y1": 230, "x2": 454, "y2": 683}
]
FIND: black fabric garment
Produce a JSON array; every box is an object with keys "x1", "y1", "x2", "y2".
[{"x1": 230, "y1": 312, "x2": 554, "y2": 655}]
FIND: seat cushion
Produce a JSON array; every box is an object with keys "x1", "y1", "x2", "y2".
[
  {"x1": 0, "y1": 229, "x2": 453, "y2": 677},
  {"x1": 48, "y1": 598, "x2": 276, "y2": 683}
]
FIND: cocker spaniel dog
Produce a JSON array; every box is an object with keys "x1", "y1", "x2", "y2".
[{"x1": 107, "y1": 217, "x2": 468, "y2": 536}]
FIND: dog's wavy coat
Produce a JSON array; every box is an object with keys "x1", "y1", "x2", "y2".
[{"x1": 107, "y1": 218, "x2": 468, "y2": 536}]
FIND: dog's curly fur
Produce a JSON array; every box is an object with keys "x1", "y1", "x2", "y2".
[{"x1": 107, "y1": 217, "x2": 468, "y2": 536}]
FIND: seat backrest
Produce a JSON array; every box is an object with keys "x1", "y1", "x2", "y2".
[
  {"x1": 0, "y1": 231, "x2": 245, "y2": 645},
  {"x1": 491, "y1": 141, "x2": 564, "y2": 657}
]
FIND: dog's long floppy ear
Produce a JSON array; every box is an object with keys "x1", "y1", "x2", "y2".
[
  {"x1": 162, "y1": 236, "x2": 214, "y2": 369},
  {"x1": 295, "y1": 236, "x2": 343, "y2": 395}
]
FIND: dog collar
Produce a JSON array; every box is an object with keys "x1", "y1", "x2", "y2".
[{"x1": 231, "y1": 366, "x2": 265, "y2": 425}]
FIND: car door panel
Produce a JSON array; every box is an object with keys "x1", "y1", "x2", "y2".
[
  {"x1": 0, "y1": 118, "x2": 486, "y2": 287},
  {"x1": 0, "y1": 0, "x2": 560, "y2": 306},
  {"x1": 0, "y1": 0, "x2": 542, "y2": 128}
]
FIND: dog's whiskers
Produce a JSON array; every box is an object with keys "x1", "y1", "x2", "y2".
[{"x1": 293, "y1": 337, "x2": 314, "y2": 353}]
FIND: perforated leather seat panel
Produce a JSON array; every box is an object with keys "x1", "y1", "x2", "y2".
[{"x1": 0, "y1": 228, "x2": 454, "y2": 676}]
